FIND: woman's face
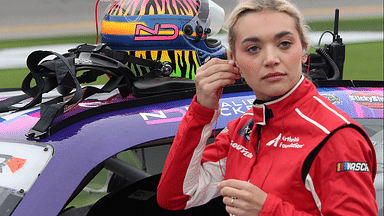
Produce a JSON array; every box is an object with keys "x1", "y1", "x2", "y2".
[{"x1": 232, "y1": 11, "x2": 307, "y2": 101}]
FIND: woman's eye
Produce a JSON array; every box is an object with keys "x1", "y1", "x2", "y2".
[
  {"x1": 246, "y1": 46, "x2": 260, "y2": 53},
  {"x1": 279, "y1": 41, "x2": 292, "y2": 49}
]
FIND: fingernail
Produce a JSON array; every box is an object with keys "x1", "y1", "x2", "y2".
[{"x1": 228, "y1": 60, "x2": 235, "y2": 65}]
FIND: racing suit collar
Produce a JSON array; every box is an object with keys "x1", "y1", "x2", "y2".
[
  {"x1": 261, "y1": 75, "x2": 305, "y2": 106},
  {"x1": 251, "y1": 76, "x2": 306, "y2": 125}
]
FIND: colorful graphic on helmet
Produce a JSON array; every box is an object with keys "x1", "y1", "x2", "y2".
[
  {"x1": 106, "y1": 0, "x2": 199, "y2": 16},
  {"x1": 134, "y1": 23, "x2": 179, "y2": 41},
  {"x1": 126, "y1": 50, "x2": 199, "y2": 79},
  {"x1": 100, "y1": 0, "x2": 227, "y2": 80}
]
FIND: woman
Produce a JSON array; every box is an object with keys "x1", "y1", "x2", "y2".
[{"x1": 157, "y1": 0, "x2": 377, "y2": 215}]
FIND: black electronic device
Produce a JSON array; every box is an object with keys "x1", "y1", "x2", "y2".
[
  {"x1": 323, "y1": 9, "x2": 346, "y2": 79},
  {"x1": 304, "y1": 9, "x2": 346, "y2": 81}
]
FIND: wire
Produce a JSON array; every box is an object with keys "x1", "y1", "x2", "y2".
[
  {"x1": 95, "y1": 0, "x2": 101, "y2": 44},
  {"x1": 316, "y1": 47, "x2": 340, "y2": 80},
  {"x1": 317, "y1": 30, "x2": 334, "y2": 48},
  {"x1": 305, "y1": 54, "x2": 310, "y2": 78}
]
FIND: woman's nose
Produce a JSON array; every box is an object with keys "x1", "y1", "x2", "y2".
[{"x1": 263, "y1": 48, "x2": 280, "y2": 67}]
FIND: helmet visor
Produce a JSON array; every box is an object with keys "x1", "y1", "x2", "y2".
[
  {"x1": 206, "y1": 0, "x2": 225, "y2": 36},
  {"x1": 185, "y1": 0, "x2": 225, "y2": 37}
]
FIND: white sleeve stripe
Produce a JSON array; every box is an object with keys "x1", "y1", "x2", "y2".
[
  {"x1": 183, "y1": 109, "x2": 223, "y2": 206},
  {"x1": 183, "y1": 119, "x2": 214, "y2": 194},
  {"x1": 185, "y1": 158, "x2": 226, "y2": 209},
  {"x1": 295, "y1": 108, "x2": 330, "y2": 134},
  {"x1": 305, "y1": 174, "x2": 324, "y2": 216},
  {"x1": 313, "y1": 96, "x2": 350, "y2": 124}
]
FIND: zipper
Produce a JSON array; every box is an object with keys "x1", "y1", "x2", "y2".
[
  {"x1": 249, "y1": 124, "x2": 262, "y2": 183},
  {"x1": 255, "y1": 124, "x2": 263, "y2": 157}
]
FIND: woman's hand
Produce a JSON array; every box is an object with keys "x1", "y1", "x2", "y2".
[
  {"x1": 194, "y1": 58, "x2": 241, "y2": 110},
  {"x1": 218, "y1": 179, "x2": 268, "y2": 216}
]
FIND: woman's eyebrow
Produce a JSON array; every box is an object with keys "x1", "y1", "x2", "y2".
[
  {"x1": 275, "y1": 31, "x2": 294, "y2": 39},
  {"x1": 241, "y1": 37, "x2": 260, "y2": 44},
  {"x1": 241, "y1": 31, "x2": 294, "y2": 44}
]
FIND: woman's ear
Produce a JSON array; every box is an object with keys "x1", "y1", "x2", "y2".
[{"x1": 302, "y1": 48, "x2": 308, "y2": 64}]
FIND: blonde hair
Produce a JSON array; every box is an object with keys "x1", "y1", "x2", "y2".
[{"x1": 225, "y1": 0, "x2": 310, "y2": 54}]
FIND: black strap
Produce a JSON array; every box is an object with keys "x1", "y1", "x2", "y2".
[
  {"x1": 25, "y1": 49, "x2": 137, "y2": 140},
  {"x1": 27, "y1": 85, "x2": 117, "y2": 139},
  {"x1": 1, "y1": 43, "x2": 174, "y2": 140},
  {"x1": 70, "y1": 44, "x2": 168, "y2": 77},
  {"x1": 0, "y1": 94, "x2": 31, "y2": 112},
  {"x1": 25, "y1": 50, "x2": 83, "y2": 139}
]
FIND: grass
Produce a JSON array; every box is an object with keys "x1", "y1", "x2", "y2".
[
  {"x1": 0, "y1": 34, "x2": 97, "y2": 49},
  {"x1": 0, "y1": 68, "x2": 34, "y2": 89},
  {"x1": 307, "y1": 16, "x2": 383, "y2": 32},
  {"x1": 343, "y1": 42, "x2": 383, "y2": 80}
]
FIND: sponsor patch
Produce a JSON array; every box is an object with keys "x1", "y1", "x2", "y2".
[
  {"x1": 237, "y1": 119, "x2": 254, "y2": 142},
  {"x1": 336, "y1": 161, "x2": 370, "y2": 173},
  {"x1": 230, "y1": 141, "x2": 253, "y2": 158},
  {"x1": 265, "y1": 133, "x2": 304, "y2": 149}
]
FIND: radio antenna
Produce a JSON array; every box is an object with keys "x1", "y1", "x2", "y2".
[{"x1": 333, "y1": 9, "x2": 340, "y2": 42}]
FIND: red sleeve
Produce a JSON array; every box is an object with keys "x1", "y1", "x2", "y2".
[
  {"x1": 308, "y1": 126, "x2": 377, "y2": 215},
  {"x1": 157, "y1": 95, "x2": 223, "y2": 210},
  {"x1": 260, "y1": 126, "x2": 377, "y2": 215}
]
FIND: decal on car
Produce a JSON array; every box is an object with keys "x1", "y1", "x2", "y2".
[
  {"x1": 336, "y1": 87, "x2": 383, "y2": 118},
  {"x1": 321, "y1": 94, "x2": 341, "y2": 105},
  {"x1": 140, "y1": 96, "x2": 255, "y2": 125},
  {"x1": 349, "y1": 92, "x2": 383, "y2": 109},
  {"x1": 0, "y1": 141, "x2": 53, "y2": 192},
  {"x1": 0, "y1": 154, "x2": 26, "y2": 174},
  {"x1": 140, "y1": 108, "x2": 188, "y2": 125}
]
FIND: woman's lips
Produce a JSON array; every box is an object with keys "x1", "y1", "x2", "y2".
[{"x1": 262, "y1": 72, "x2": 286, "y2": 82}]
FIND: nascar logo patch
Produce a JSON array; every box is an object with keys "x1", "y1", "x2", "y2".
[{"x1": 336, "y1": 161, "x2": 370, "y2": 173}]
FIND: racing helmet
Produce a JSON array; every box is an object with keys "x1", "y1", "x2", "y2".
[{"x1": 100, "y1": 0, "x2": 227, "y2": 80}]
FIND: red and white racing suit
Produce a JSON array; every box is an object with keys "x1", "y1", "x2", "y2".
[{"x1": 157, "y1": 77, "x2": 378, "y2": 215}]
